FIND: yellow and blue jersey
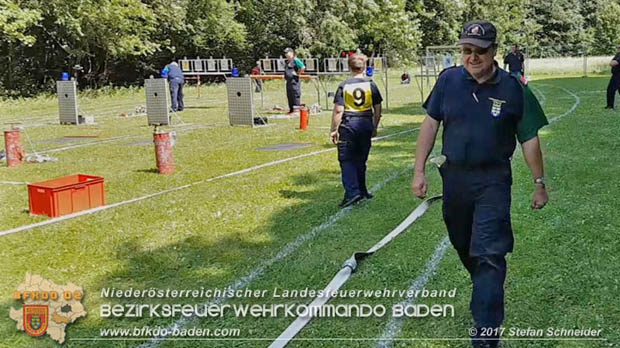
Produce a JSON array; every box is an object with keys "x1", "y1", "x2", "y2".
[{"x1": 334, "y1": 77, "x2": 383, "y2": 117}]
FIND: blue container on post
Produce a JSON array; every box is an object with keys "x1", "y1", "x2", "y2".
[
  {"x1": 366, "y1": 66, "x2": 374, "y2": 77},
  {"x1": 61, "y1": 72, "x2": 70, "y2": 81},
  {"x1": 232, "y1": 68, "x2": 240, "y2": 77}
]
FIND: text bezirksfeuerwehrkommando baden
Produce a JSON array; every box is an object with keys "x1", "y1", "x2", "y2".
[
  {"x1": 100, "y1": 302, "x2": 456, "y2": 319},
  {"x1": 100, "y1": 287, "x2": 457, "y2": 299}
]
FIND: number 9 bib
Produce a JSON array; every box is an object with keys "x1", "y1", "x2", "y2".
[{"x1": 343, "y1": 82, "x2": 373, "y2": 112}]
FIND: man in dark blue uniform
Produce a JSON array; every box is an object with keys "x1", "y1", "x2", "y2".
[
  {"x1": 503, "y1": 44, "x2": 524, "y2": 75},
  {"x1": 163, "y1": 60, "x2": 185, "y2": 112},
  {"x1": 412, "y1": 21, "x2": 549, "y2": 348},
  {"x1": 284, "y1": 48, "x2": 306, "y2": 115},
  {"x1": 331, "y1": 53, "x2": 383, "y2": 207},
  {"x1": 605, "y1": 44, "x2": 620, "y2": 109}
]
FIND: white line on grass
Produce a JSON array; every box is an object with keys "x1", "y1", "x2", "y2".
[
  {"x1": 0, "y1": 181, "x2": 29, "y2": 185},
  {"x1": 529, "y1": 85, "x2": 547, "y2": 106},
  {"x1": 0, "y1": 128, "x2": 419, "y2": 238},
  {"x1": 376, "y1": 236, "x2": 450, "y2": 348},
  {"x1": 138, "y1": 164, "x2": 414, "y2": 348},
  {"x1": 543, "y1": 85, "x2": 580, "y2": 124},
  {"x1": 572, "y1": 90, "x2": 605, "y2": 94},
  {"x1": 38, "y1": 122, "x2": 227, "y2": 154},
  {"x1": 376, "y1": 83, "x2": 580, "y2": 346}
]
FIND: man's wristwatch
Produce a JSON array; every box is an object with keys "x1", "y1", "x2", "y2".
[{"x1": 534, "y1": 177, "x2": 546, "y2": 188}]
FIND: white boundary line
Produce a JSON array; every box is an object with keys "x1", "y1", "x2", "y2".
[
  {"x1": 535, "y1": 84, "x2": 580, "y2": 124},
  {"x1": 376, "y1": 237, "x2": 450, "y2": 348},
  {"x1": 0, "y1": 128, "x2": 418, "y2": 238},
  {"x1": 0, "y1": 181, "x2": 29, "y2": 185},
  {"x1": 138, "y1": 165, "x2": 414, "y2": 348},
  {"x1": 269, "y1": 196, "x2": 441, "y2": 348},
  {"x1": 529, "y1": 85, "x2": 547, "y2": 106},
  {"x1": 37, "y1": 122, "x2": 226, "y2": 154},
  {"x1": 572, "y1": 90, "x2": 605, "y2": 94},
  {"x1": 376, "y1": 83, "x2": 580, "y2": 346}
]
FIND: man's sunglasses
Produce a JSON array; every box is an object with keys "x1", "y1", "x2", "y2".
[{"x1": 462, "y1": 47, "x2": 491, "y2": 55}]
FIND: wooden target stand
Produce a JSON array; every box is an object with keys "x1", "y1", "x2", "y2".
[{"x1": 179, "y1": 57, "x2": 234, "y2": 97}]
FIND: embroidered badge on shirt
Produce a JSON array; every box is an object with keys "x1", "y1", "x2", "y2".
[{"x1": 489, "y1": 97, "x2": 506, "y2": 118}]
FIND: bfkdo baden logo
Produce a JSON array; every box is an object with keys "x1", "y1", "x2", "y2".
[
  {"x1": 10, "y1": 273, "x2": 86, "y2": 344},
  {"x1": 23, "y1": 305, "x2": 49, "y2": 336}
]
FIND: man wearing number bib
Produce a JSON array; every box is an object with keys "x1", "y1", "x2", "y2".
[
  {"x1": 330, "y1": 53, "x2": 383, "y2": 207},
  {"x1": 412, "y1": 21, "x2": 549, "y2": 348}
]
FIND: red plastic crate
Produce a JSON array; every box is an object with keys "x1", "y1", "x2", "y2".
[{"x1": 28, "y1": 174, "x2": 105, "y2": 217}]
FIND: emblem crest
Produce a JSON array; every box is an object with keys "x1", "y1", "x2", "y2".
[
  {"x1": 466, "y1": 24, "x2": 485, "y2": 36},
  {"x1": 488, "y1": 97, "x2": 506, "y2": 118},
  {"x1": 23, "y1": 305, "x2": 48, "y2": 337}
]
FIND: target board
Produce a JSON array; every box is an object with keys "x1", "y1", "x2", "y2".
[
  {"x1": 57, "y1": 80, "x2": 79, "y2": 125},
  {"x1": 226, "y1": 77, "x2": 255, "y2": 127},
  {"x1": 145, "y1": 77, "x2": 171, "y2": 126}
]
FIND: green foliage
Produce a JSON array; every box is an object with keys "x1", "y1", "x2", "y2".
[
  {"x1": 355, "y1": 0, "x2": 421, "y2": 63},
  {"x1": 182, "y1": 0, "x2": 247, "y2": 57},
  {"x1": 408, "y1": 0, "x2": 463, "y2": 50},
  {"x1": 0, "y1": 0, "x2": 40, "y2": 45},
  {"x1": 3, "y1": 0, "x2": 620, "y2": 97},
  {"x1": 528, "y1": 0, "x2": 588, "y2": 56},
  {"x1": 591, "y1": 0, "x2": 620, "y2": 55}
]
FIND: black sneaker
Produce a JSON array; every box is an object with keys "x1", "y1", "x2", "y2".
[
  {"x1": 605, "y1": 106, "x2": 615, "y2": 109},
  {"x1": 338, "y1": 195, "x2": 362, "y2": 208},
  {"x1": 361, "y1": 192, "x2": 374, "y2": 200},
  {"x1": 472, "y1": 339, "x2": 499, "y2": 348}
]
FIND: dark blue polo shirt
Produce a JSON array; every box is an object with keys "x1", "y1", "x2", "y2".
[
  {"x1": 612, "y1": 53, "x2": 620, "y2": 76},
  {"x1": 503, "y1": 52, "x2": 524, "y2": 73},
  {"x1": 423, "y1": 66, "x2": 524, "y2": 167}
]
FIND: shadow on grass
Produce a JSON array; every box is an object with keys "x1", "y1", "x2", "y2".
[
  {"x1": 385, "y1": 102, "x2": 425, "y2": 116},
  {"x1": 3, "y1": 75, "x2": 617, "y2": 347},
  {"x1": 88, "y1": 121, "x2": 420, "y2": 306},
  {"x1": 0, "y1": 115, "x2": 424, "y2": 347},
  {"x1": 135, "y1": 168, "x2": 159, "y2": 174},
  {"x1": 182, "y1": 106, "x2": 218, "y2": 110},
  {"x1": 99, "y1": 120, "x2": 421, "y2": 282}
]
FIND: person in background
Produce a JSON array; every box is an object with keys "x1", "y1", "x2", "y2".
[
  {"x1": 162, "y1": 59, "x2": 185, "y2": 112},
  {"x1": 284, "y1": 47, "x2": 305, "y2": 115},
  {"x1": 605, "y1": 44, "x2": 620, "y2": 109},
  {"x1": 251, "y1": 61, "x2": 264, "y2": 92},
  {"x1": 330, "y1": 52, "x2": 383, "y2": 207},
  {"x1": 503, "y1": 44, "x2": 524, "y2": 75},
  {"x1": 401, "y1": 72, "x2": 411, "y2": 84}
]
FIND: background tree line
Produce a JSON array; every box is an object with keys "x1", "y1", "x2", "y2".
[{"x1": 2, "y1": 0, "x2": 620, "y2": 97}]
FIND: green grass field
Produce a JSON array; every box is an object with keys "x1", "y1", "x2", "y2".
[{"x1": 1, "y1": 72, "x2": 619, "y2": 348}]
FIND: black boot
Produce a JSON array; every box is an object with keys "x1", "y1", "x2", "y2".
[{"x1": 338, "y1": 195, "x2": 362, "y2": 207}]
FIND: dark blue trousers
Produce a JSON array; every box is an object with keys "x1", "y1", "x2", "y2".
[
  {"x1": 439, "y1": 165, "x2": 513, "y2": 347},
  {"x1": 606, "y1": 75, "x2": 620, "y2": 108},
  {"x1": 337, "y1": 117, "x2": 374, "y2": 199},
  {"x1": 286, "y1": 83, "x2": 301, "y2": 113},
  {"x1": 170, "y1": 78, "x2": 184, "y2": 111}
]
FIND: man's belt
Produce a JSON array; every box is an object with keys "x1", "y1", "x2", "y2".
[
  {"x1": 443, "y1": 161, "x2": 510, "y2": 170},
  {"x1": 343, "y1": 114, "x2": 373, "y2": 118}
]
